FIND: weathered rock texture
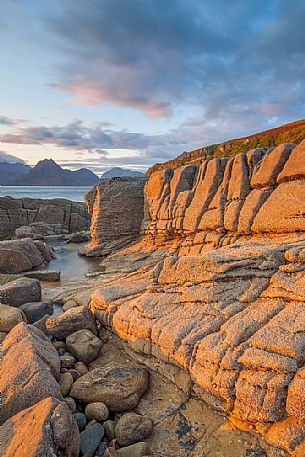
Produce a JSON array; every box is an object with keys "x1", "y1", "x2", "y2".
[
  {"x1": 0, "y1": 196, "x2": 90, "y2": 240},
  {"x1": 86, "y1": 140, "x2": 305, "y2": 456},
  {"x1": 1, "y1": 397, "x2": 79, "y2": 457},
  {"x1": 0, "y1": 323, "x2": 80, "y2": 456},
  {"x1": 81, "y1": 176, "x2": 146, "y2": 256}
]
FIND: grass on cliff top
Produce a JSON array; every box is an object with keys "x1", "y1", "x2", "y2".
[{"x1": 146, "y1": 119, "x2": 305, "y2": 176}]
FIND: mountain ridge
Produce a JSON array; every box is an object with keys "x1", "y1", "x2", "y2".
[{"x1": 13, "y1": 158, "x2": 99, "y2": 186}]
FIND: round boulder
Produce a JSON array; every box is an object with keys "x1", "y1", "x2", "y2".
[
  {"x1": 0, "y1": 304, "x2": 26, "y2": 333},
  {"x1": 115, "y1": 413, "x2": 153, "y2": 446}
]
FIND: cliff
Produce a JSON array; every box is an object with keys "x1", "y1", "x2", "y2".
[{"x1": 83, "y1": 139, "x2": 305, "y2": 456}]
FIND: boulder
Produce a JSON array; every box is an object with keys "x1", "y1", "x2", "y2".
[
  {"x1": 0, "y1": 323, "x2": 61, "y2": 422},
  {"x1": 46, "y1": 305, "x2": 97, "y2": 339},
  {"x1": 115, "y1": 413, "x2": 153, "y2": 446},
  {"x1": 70, "y1": 366, "x2": 149, "y2": 412},
  {"x1": 0, "y1": 278, "x2": 41, "y2": 307},
  {"x1": 19, "y1": 301, "x2": 53, "y2": 323},
  {"x1": 0, "y1": 304, "x2": 26, "y2": 332},
  {"x1": 66, "y1": 329, "x2": 102, "y2": 364},
  {"x1": 0, "y1": 238, "x2": 48, "y2": 273},
  {"x1": 0, "y1": 396, "x2": 80, "y2": 457},
  {"x1": 15, "y1": 225, "x2": 34, "y2": 239}
]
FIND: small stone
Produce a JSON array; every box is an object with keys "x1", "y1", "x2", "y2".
[
  {"x1": 104, "y1": 420, "x2": 116, "y2": 441},
  {"x1": 69, "y1": 368, "x2": 81, "y2": 381},
  {"x1": 85, "y1": 402, "x2": 109, "y2": 422},
  {"x1": 60, "y1": 372, "x2": 74, "y2": 397},
  {"x1": 80, "y1": 423, "x2": 105, "y2": 457},
  {"x1": 115, "y1": 413, "x2": 153, "y2": 447},
  {"x1": 75, "y1": 361, "x2": 88, "y2": 375},
  {"x1": 60, "y1": 354, "x2": 75, "y2": 368},
  {"x1": 64, "y1": 396, "x2": 77, "y2": 413},
  {"x1": 66, "y1": 329, "x2": 102, "y2": 364},
  {"x1": 73, "y1": 412, "x2": 87, "y2": 432},
  {"x1": 58, "y1": 347, "x2": 66, "y2": 356},
  {"x1": 53, "y1": 341, "x2": 66, "y2": 351},
  {"x1": 117, "y1": 442, "x2": 148, "y2": 457},
  {"x1": 95, "y1": 440, "x2": 108, "y2": 457}
]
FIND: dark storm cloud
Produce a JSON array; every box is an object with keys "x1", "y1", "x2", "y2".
[{"x1": 40, "y1": 0, "x2": 305, "y2": 126}]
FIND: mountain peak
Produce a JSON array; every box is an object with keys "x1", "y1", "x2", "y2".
[{"x1": 12, "y1": 159, "x2": 99, "y2": 186}]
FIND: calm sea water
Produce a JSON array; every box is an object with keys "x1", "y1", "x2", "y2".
[{"x1": 0, "y1": 186, "x2": 92, "y2": 202}]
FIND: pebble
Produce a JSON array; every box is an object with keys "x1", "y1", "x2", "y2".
[
  {"x1": 69, "y1": 368, "x2": 81, "y2": 381},
  {"x1": 85, "y1": 402, "x2": 109, "y2": 422},
  {"x1": 75, "y1": 361, "x2": 88, "y2": 375},
  {"x1": 80, "y1": 423, "x2": 105, "y2": 457},
  {"x1": 53, "y1": 341, "x2": 66, "y2": 351},
  {"x1": 60, "y1": 354, "x2": 75, "y2": 368},
  {"x1": 104, "y1": 420, "x2": 116, "y2": 441},
  {"x1": 73, "y1": 412, "x2": 87, "y2": 431},
  {"x1": 58, "y1": 347, "x2": 66, "y2": 356},
  {"x1": 64, "y1": 396, "x2": 77, "y2": 413},
  {"x1": 59, "y1": 372, "x2": 74, "y2": 397},
  {"x1": 95, "y1": 440, "x2": 108, "y2": 457}
]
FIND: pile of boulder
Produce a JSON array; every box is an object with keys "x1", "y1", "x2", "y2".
[{"x1": 1, "y1": 304, "x2": 153, "y2": 457}]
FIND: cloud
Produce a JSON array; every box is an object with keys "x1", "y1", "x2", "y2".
[
  {"x1": 0, "y1": 150, "x2": 26, "y2": 164},
  {"x1": 37, "y1": 0, "x2": 305, "y2": 125},
  {"x1": 0, "y1": 115, "x2": 23, "y2": 126}
]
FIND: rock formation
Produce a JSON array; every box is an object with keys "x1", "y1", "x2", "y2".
[
  {"x1": 0, "y1": 196, "x2": 90, "y2": 240},
  {"x1": 81, "y1": 176, "x2": 146, "y2": 256},
  {"x1": 82, "y1": 140, "x2": 305, "y2": 456}
]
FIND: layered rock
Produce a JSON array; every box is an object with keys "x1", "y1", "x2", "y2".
[
  {"x1": 82, "y1": 140, "x2": 305, "y2": 456},
  {"x1": 81, "y1": 176, "x2": 146, "y2": 256},
  {"x1": 0, "y1": 196, "x2": 90, "y2": 240},
  {"x1": 143, "y1": 142, "x2": 304, "y2": 249}
]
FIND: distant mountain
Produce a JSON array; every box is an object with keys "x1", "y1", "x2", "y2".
[
  {"x1": 0, "y1": 161, "x2": 31, "y2": 185},
  {"x1": 147, "y1": 119, "x2": 305, "y2": 175},
  {"x1": 101, "y1": 167, "x2": 144, "y2": 179},
  {"x1": 14, "y1": 159, "x2": 99, "y2": 186}
]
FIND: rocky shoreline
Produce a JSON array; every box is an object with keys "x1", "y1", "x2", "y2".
[{"x1": 2, "y1": 143, "x2": 305, "y2": 456}]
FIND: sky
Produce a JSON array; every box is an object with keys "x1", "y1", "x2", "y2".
[{"x1": 0, "y1": 0, "x2": 305, "y2": 174}]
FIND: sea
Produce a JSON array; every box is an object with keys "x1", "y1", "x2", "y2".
[{"x1": 0, "y1": 186, "x2": 92, "y2": 202}]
